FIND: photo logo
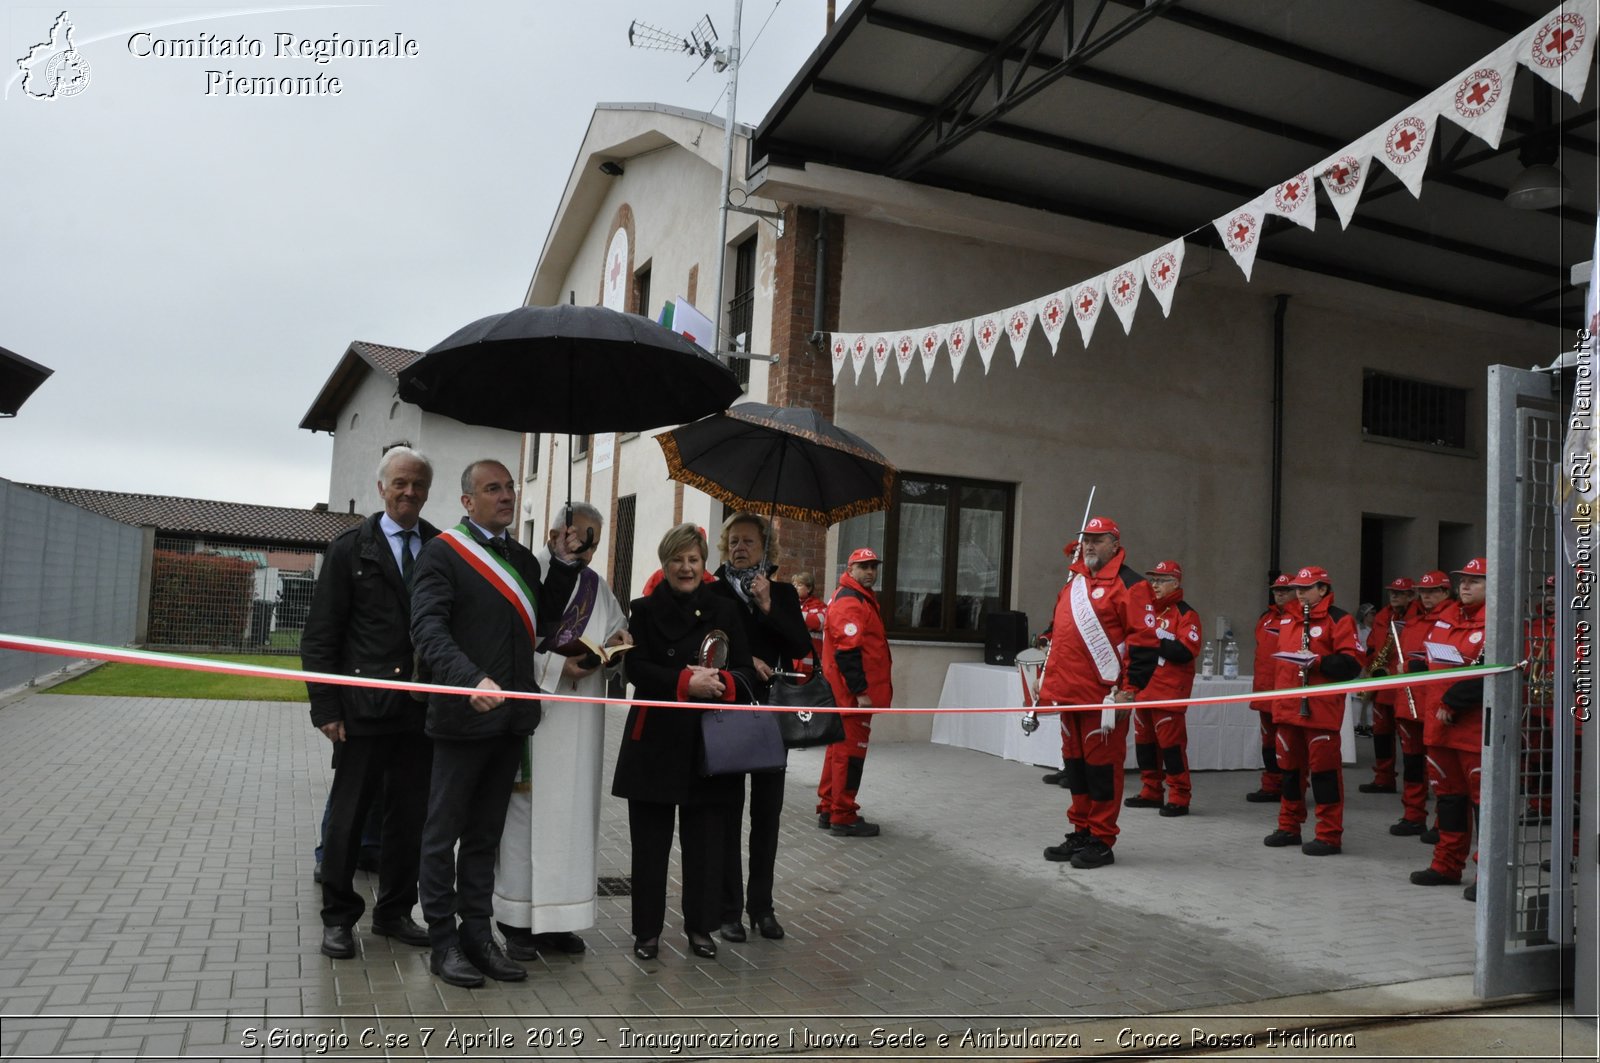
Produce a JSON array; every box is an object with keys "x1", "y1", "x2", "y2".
[{"x1": 17, "y1": 11, "x2": 91, "y2": 99}]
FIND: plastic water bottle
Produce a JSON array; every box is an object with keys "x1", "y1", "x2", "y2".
[
  {"x1": 1221, "y1": 637, "x2": 1239, "y2": 679},
  {"x1": 1200, "y1": 640, "x2": 1217, "y2": 678}
]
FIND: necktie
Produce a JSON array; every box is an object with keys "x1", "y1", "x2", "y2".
[
  {"x1": 486, "y1": 535, "x2": 510, "y2": 559},
  {"x1": 398, "y1": 529, "x2": 416, "y2": 586}
]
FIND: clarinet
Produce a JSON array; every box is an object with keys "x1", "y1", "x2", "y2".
[{"x1": 1298, "y1": 601, "x2": 1313, "y2": 718}]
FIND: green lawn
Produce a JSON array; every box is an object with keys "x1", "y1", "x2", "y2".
[{"x1": 46, "y1": 653, "x2": 310, "y2": 702}]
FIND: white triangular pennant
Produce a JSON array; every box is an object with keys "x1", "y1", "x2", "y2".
[
  {"x1": 849, "y1": 333, "x2": 868, "y2": 383},
  {"x1": 1264, "y1": 171, "x2": 1316, "y2": 231},
  {"x1": 1213, "y1": 200, "x2": 1267, "y2": 281},
  {"x1": 1315, "y1": 144, "x2": 1376, "y2": 231},
  {"x1": 973, "y1": 314, "x2": 1003, "y2": 374},
  {"x1": 1070, "y1": 275, "x2": 1106, "y2": 348},
  {"x1": 1104, "y1": 263, "x2": 1143, "y2": 336},
  {"x1": 892, "y1": 332, "x2": 916, "y2": 383},
  {"x1": 1517, "y1": 4, "x2": 1596, "y2": 103},
  {"x1": 1374, "y1": 98, "x2": 1441, "y2": 199},
  {"x1": 829, "y1": 334, "x2": 848, "y2": 383},
  {"x1": 1002, "y1": 302, "x2": 1036, "y2": 366},
  {"x1": 870, "y1": 333, "x2": 892, "y2": 384},
  {"x1": 1139, "y1": 239, "x2": 1185, "y2": 318},
  {"x1": 1035, "y1": 291, "x2": 1069, "y2": 353},
  {"x1": 917, "y1": 323, "x2": 949, "y2": 381},
  {"x1": 1441, "y1": 43, "x2": 1519, "y2": 150},
  {"x1": 945, "y1": 320, "x2": 971, "y2": 381}
]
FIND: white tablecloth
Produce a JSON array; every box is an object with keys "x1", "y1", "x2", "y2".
[{"x1": 931, "y1": 662, "x2": 1355, "y2": 769}]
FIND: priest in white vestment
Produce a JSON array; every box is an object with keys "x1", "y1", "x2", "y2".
[{"x1": 493, "y1": 502, "x2": 629, "y2": 957}]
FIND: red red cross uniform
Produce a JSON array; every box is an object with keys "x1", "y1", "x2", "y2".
[
  {"x1": 817, "y1": 570, "x2": 892, "y2": 827},
  {"x1": 1421, "y1": 599, "x2": 1485, "y2": 880},
  {"x1": 1250, "y1": 579, "x2": 1293, "y2": 797},
  {"x1": 1128, "y1": 575, "x2": 1202, "y2": 810},
  {"x1": 1364, "y1": 595, "x2": 1418, "y2": 791}
]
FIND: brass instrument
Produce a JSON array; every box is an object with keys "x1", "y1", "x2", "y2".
[
  {"x1": 1356, "y1": 616, "x2": 1400, "y2": 715},
  {"x1": 1298, "y1": 600, "x2": 1313, "y2": 718}
]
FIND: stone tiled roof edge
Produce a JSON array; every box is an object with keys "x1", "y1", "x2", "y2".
[{"x1": 19, "y1": 483, "x2": 365, "y2": 544}]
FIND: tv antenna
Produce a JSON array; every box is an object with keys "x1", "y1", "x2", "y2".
[{"x1": 627, "y1": 15, "x2": 721, "y2": 79}]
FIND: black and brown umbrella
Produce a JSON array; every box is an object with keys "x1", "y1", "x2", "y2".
[{"x1": 656, "y1": 402, "x2": 896, "y2": 526}]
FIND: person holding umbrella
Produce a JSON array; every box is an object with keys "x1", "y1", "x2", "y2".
[{"x1": 707, "y1": 513, "x2": 812, "y2": 943}]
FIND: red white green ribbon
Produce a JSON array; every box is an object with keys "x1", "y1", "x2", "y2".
[{"x1": 439, "y1": 524, "x2": 537, "y2": 647}]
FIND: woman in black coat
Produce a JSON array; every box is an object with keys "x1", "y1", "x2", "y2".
[
  {"x1": 613, "y1": 523, "x2": 751, "y2": 960},
  {"x1": 708, "y1": 513, "x2": 812, "y2": 943}
]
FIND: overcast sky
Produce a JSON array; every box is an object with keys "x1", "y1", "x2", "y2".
[{"x1": 0, "y1": 1, "x2": 828, "y2": 507}]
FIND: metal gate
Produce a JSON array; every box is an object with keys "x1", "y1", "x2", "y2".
[{"x1": 1479, "y1": 364, "x2": 1593, "y2": 1002}]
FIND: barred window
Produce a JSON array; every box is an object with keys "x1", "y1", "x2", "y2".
[
  {"x1": 1362, "y1": 370, "x2": 1469, "y2": 450},
  {"x1": 725, "y1": 235, "x2": 756, "y2": 390}
]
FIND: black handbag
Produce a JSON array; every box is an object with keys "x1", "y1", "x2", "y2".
[
  {"x1": 699, "y1": 706, "x2": 787, "y2": 775},
  {"x1": 768, "y1": 655, "x2": 845, "y2": 749}
]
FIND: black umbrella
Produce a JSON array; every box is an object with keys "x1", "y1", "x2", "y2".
[
  {"x1": 397, "y1": 304, "x2": 741, "y2": 434},
  {"x1": 655, "y1": 402, "x2": 896, "y2": 526}
]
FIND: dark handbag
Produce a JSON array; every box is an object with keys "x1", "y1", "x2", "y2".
[
  {"x1": 699, "y1": 706, "x2": 787, "y2": 775},
  {"x1": 767, "y1": 654, "x2": 845, "y2": 749}
]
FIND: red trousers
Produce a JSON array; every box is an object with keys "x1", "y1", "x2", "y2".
[
  {"x1": 1275, "y1": 723, "x2": 1344, "y2": 844},
  {"x1": 1255, "y1": 710, "x2": 1283, "y2": 794},
  {"x1": 1059, "y1": 709, "x2": 1129, "y2": 846},
  {"x1": 1132, "y1": 708, "x2": 1190, "y2": 806},
  {"x1": 817, "y1": 713, "x2": 873, "y2": 825},
  {"x1": 1425, "y1": 745, "x2": 1482, "y2": 877},
  {"x1": 1395, "y1": 717, "x2": 1430, "y2": 824}
]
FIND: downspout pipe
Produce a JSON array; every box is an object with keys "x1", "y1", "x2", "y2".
[
  {"x1": 811, "y1": 208, "x2": 829, "y2": 345},
  {"x1": 1270, "y1": 294, "x2": 1288, "y2": 582}
]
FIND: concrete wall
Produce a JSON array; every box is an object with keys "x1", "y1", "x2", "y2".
[{"x1": 0, "y1": 478, "x2": 144, "y2": 690}]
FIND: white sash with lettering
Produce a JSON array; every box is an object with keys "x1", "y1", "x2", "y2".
[{"x1": 1069, "y1": 575, "x2": 1123, "y2": 685}]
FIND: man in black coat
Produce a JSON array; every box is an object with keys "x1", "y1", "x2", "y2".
[
  {"x1": 410, "y1": 459, "x2": 583, "y2": 988},
  {"x1": 302, "y1": 446, "x2": 439, "y2": 961}
]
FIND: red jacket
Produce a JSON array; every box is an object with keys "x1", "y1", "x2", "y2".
[
  {"x1": 1131, "y1": 585, "x2": 1202, "y2": 706},
  {"x1": 1037, "y1": 547, "x2": 1152, "y2": 707},
  {"x1": 1400, "y1": 597, "x2": 1456, "y2": 722},
  {"x1": 1365, "y1": 600, "x2": 1418, "y2": 707},
  {"x1": 1272, "y1": 591, "x2": 1362, "y2": 729},
  {"x1": 1425, "y1": 600, "x2": 1485, "y2": 751},
  {"x1": 822, "y1": 573, "x2": 892, "y2": 709},
  {"x1": 800, "y1": 594, "x2": 826, "y2": 661},
  {"x1": 1250, "y1": 604, "x2": 1289, "y2": 711}
]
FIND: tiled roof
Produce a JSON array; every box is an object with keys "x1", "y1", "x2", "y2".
[
  {"x1": 350, "y1": 341, "x2": 423, "y2": 378},
  {"x1": 21, "y1": 484, "x2": 365, "y2": 545},
  {"x1": 299, "y1": 341, "x2": 425, "y2": 433}
]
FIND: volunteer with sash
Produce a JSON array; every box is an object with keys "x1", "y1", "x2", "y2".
[
  {"x1": 411, "y1": 459, "x2": 584, "y2": 989},
  {"x1": 1037, "y1": 517, "x2": 1153, "y2": 870}
]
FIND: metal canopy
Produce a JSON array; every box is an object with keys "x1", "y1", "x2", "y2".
[{"x1": 752, "y1": 0, "x2": 1597, "y2": 327}]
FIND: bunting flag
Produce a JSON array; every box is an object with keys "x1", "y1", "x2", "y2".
[
  {"x1": 1070, "y1": 275, "x2": 1106, "y2": 348},
  {"x1": 849, "y1": 333, "x2": 868, "y2": 383},
  {"x1": 870, "y1": 333, "x2": 892, "y2": 384},
  {"x1": 1265, "y1": 171, "x2": 1316, "y2": 231},
  {"x1": 830, "y1": 334, "x2": 848, "y2": 383},
  {"x1": 973, "y1": 314, "x2": 1003, "y2": 374},
  {"x1": 893, "y1": 332, "x2": 917, "y2": 383},
  {"x1": 918, "y1": 323, "x2": 949, "y2": 380},
  {"x1": 1518, "y1": 4, "x2": 1595, "y2": 101},
  {"x1": 1315, "y1": 148, "x2": 1373, "y2": 230},
  {"x1": 1140, "y1": 239, "x2": 1185, "y2": 319},
  {"x1": 1214, "y1": 200, "x2": 1266, "y2": 281},
  {"x1": 1105, "y1": 264, "x2": 1143, "y2": 335},
  {"x1": 1036, "y1": 291, "x2": 1069, "y2": 353},
  {"x1": 1441, "y1": 44, "x2": 1518, "y2": 149},
  {"x1": 946, "y1": 320, "x2": 971, "y2": 380},
  {"x1": 1374, "y1": 99, "x2": 1440, "y2": 198},
  {"x1": 1003, "y1": 301, "x2": 1037, "y2": 365}
]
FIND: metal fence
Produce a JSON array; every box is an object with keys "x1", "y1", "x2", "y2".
[{"x1": 146, "y1": 536, "x2": 324, "y2": 656}]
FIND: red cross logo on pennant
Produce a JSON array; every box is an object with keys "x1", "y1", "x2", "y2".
[
  {"x1": 1273, "y1": 172, "x2": 1311, "y2": 215},
  {"x1": 1533, "y1": 14, "x2": 1585, "y2": 69},
  {"x1": 949, "y1": 326, "x2": 967, "y2": 354},
  {"x1": 1454, "y1": 68, "x2": 1501, "y2": 118},
  {"x1": 1385, "y1": 116, "x2": 1427, "y2": 164},
  {"x1": 1008, "y1": 310, "x2": 1029, "y2": 338},
  {"x1": 873, "y1": 339, "x2": 889, "y2": 362},
  {"x1": 853, "y1": 337, "x2": 866, "y2": 357},
  {"x1": 832, "y1": 337, "x2": 846, "y2": 359},
  {"x1": 1148, "y1": 251, "x2": 1177, "y2": 290},
  {"x1": 1323, "y1": 155, "x2": 1361, "y2": 194},
  {"x1": 898, "y1": 337, "x2": 912, "y2": 357},
  {"x1": 921, "y1": 333, "x2": 937, "y2": 353},
  {"x1": 980, "y1": 323, "x2": 994, "y2": 344},
  {"x1": 1224, "y1": 213, "x2": 1257, "y2": 252},
  {"x1": 1110, "y1": 269, "x2": 1138, "y2": 308},
  {"x1": 1045, "y1": 300, "x2": 1062, "y2": 325}
]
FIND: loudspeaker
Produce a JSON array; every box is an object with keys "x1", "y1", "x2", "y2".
[{"x1": 984, "y1": 610, "x2": 1028, "y2": 666}]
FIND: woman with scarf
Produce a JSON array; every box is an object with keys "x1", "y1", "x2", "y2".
[
  {"x1": 613, "y1": 523, "x2": 752, "y2": 960},
  {"x1": 707, "y1": 513, "x2": 812, "y2": 943}
]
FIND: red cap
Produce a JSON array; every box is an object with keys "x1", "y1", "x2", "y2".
[
  {"x1": 1146, "y1": 560, "x2": 1182, "y2": 580},
  {"x1": 1453, "y1": 557, "x2": 1488, "y2": 577},
  {"x1": 1416, "y1": 570, "x2": 1451, "y2": 589},
  {"x1": 847, "y1": 547, "x2": 881, "y2": 566},
  {"x1": 1386, "y1": 576, "x2": 1415, "y2": 591},
  {"x1": 1082, "y1": 516, "x2": 1121, "y2": 537},
  {"x1": 1270, "y1": 574, "x2": 1292, "y2": 588},
  {"x1": 1287, "y1": 566, "x2": 1330, "y2": 587},
  {"x1": 1546, "y1": 575, "x2": 1556, "y2": 588}
]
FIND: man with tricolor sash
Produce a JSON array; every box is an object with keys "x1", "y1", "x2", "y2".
[{"x1": 410, "y1": 459, "x2": 585, "y2": 989}]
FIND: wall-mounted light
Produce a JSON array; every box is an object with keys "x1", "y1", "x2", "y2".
[{"x1": 598, "y1": 160, "x2": 624, "y2": 177}]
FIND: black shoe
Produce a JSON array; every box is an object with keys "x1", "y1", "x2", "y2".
[
  {"x1": 1043, "y1": 830, "x2": 1092, "y2": 862},
  {"x1": 1263, "y1": 830, "x2": 1303, "y2": 848},
  {"x1": 1301, "y1": 839, "x2": 1342, "y2": 856},
  {"x1": 830, "y1": 818, "x2": 881, "y2": 837},
  {"x1": 754, "y1": 913, "x2": 785, "y2": 940},
  {"x1": 1420, "y1": 826, "x2": 1440, "y2": 845},
  {"x1": 1244, "y1": 789, "x2": 1281, "y2": 803},
  {"x1": 1069, "y1": 839, "x2": 1115, "y2": 869},
  {"x1": 687, "y1": 932, "x2": 718, "y2": 959},
  {"x1": 320, "y1": 925, "x2": 355, "y2": 959},
  {"x1": 503, "y1": 937, "x2": 540, "y2": 962},
  {"x1": 430, "y1": 945, "x2": 484, "y2": 987},
  {"x1": 1410, "y1": 867, "x2": 1461, "y2": 886},
  {"x1": 312, "y1": 861, "x2": 323, "y2": 884},
  {"x1": 1354, "y1": 724, "x2": 1373, "y2": 737},
  {"x1": 1123, "y1": 795, "x2": 1163, "y2": 808},
  {"x1": 370, "y1": 915, "x2": 429, "y2": 947},
  {"x1": 816, "y1": 813, "x2": 831, "y2": 829},
  {"x1": 1463, "y1": 882, "x2": 1477, "y2": 902},
  {"x1": 718, "y1": 921, "x2": 747, "y2": 943},
  {"x1": 633, "y1": 937, "x2": 659, "y2": 960},
  {"x1": 462, "y1": 938, "x2": 526, "y2": 982},
  {"x1": 1041, "y1": 769, "x2": 1067, "y2": 785},
  {"x1": 532, "y1": 931, "x2": 586, "y2": 955},
  {"x1": 1389, "y1": 818, "x2": 1426, "y2": 836},
  {"x1": 1358, "y1": 781, "x2": 1397, "y2": 794},
  {"x1": 1158, "y1": 803, "x2": 1189, "y2": 817}
]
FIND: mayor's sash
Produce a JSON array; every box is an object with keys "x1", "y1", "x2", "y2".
[{"x1": 439, "y1": 525, "x2": 539, "y2": 648}]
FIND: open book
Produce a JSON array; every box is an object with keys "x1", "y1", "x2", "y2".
[
  {"x1": 1424, "y1": 640, "x2": 1464, "y2": 665},
  {"x1": 548, "y1": 634, "x2": 634, "y2": 668},
  {"x1": 1271, "y1": 650, "x2": 1319, "y2": 667}
]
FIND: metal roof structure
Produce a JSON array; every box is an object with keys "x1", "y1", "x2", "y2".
[{"x1": 751, "y1": 0, "x2": 1596, "y2": 328}]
